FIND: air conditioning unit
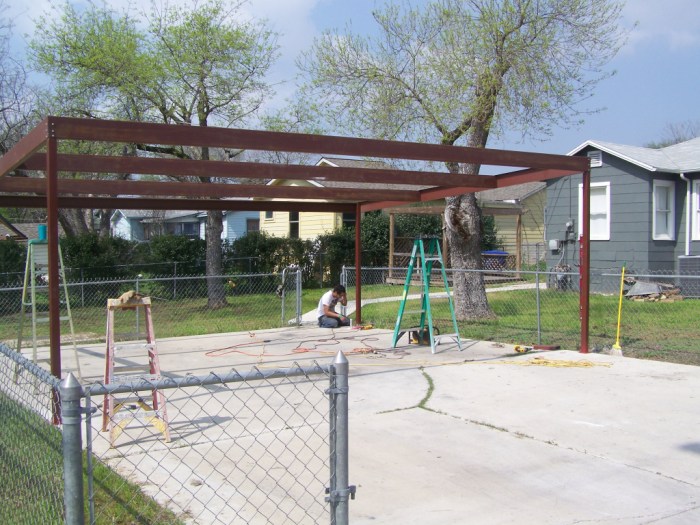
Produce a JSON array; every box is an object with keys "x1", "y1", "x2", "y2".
[{"x1": 678, "y1": 256, "x2": 700, "y2": 298}]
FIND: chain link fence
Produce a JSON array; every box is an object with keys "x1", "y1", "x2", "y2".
[
  {"x1": 0, "y1": 342, "x2": 352, "y2": 525},
  {"x1": 343, "y1": 266, "x2": 700, "y2": 364},
  {"x1": 1, "y1": 263, "x2": 699, "y2": 365},
  {"x1": 0, "y1": 269, "x2": 303, "y2": 352},
  {"x1": 0, "y1": 344, "x2": 64, "y2": 524}
]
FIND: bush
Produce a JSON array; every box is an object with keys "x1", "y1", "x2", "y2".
[
  {"x1": 60, "y1": 233, "x2": 136, "y2": 279},
  {"x1": 146, "y1": 235, "x2": 206, "y2": 275},
  {"x1": 0, "y1": 239, "x2": 25, "y2": 286}
]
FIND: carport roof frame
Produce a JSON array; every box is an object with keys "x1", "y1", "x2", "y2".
[{"x1": 0, "y1": 116, "x2": 593, "y2": 386}]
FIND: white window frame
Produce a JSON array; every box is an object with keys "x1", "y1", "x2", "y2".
[
  {"x1": 578, "y1": 181, "x2": 610, "y2": 241},
  {"x1": 693, "y1": 180, "x2": 700, "y2": 241},
  {"x1": 652, "y1": 179, "x2": 675, "y2": 241}
]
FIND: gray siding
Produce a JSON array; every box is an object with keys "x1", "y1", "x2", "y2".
[{"x1": 546, "y1": 148, "x2": 686, "y2": 274}]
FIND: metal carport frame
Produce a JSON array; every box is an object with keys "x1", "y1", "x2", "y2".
[{"x1": 0, "y1": 116, "x2": 592, "y2": 384}]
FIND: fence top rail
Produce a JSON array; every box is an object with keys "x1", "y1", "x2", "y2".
[
  {"x1": 0, "y1": 343, "x2": 61, "y2": 389},
  {"x1": 84, "y1": 360, "x2": 332, "y2": 396}
]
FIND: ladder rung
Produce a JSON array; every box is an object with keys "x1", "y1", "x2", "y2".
[
  {"x1": 404, "y1": 310, "x2": 425, "y2": 315},
  {"x1": 114, "y1": 343, "x2": 155, "y2": 353},
  {"x1": 113, "y1": 364, "x2": 152, "y2": 373},
  {"x1": 111, "y1": 372, "x2": 160, "y2": 383},
  {"x1": 113, "y1": 409, "x2": 162, "y2": 422}
]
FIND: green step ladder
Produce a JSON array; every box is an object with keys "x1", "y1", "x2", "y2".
[
  {"x1": 391, "y1": 237, "x2": 462, "y2": 354},
  {"x1": 16, "y1": 239, "x2": 82, "y2": 379}
]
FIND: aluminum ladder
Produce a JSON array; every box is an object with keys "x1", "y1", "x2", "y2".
[
  {"x1": 102, "y1": 294, "x2": 170, "y2": 447},
  {"x1": 391, "y1": 237, "x2": 462, "y2": 354},
  {"x1": 16, "y1": 239, "x2": 81, "y2": 379}
]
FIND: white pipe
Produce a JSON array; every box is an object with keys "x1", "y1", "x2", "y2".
[{"x1": 680, "y1": 172, "x2": 690, "y2": 256}]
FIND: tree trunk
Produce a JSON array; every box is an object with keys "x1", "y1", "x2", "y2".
[
  {"x1": 443, "y1": 119, "x2": 495, "y2": 320},
  {"x1": 205, "y1": 208, "x2": 227, "y2": 309},
  {"x1": 58, "y1": 208, "x2": 90, "y2": 237},
  {"x1": 97, "y1": 209, "x2": 113, "y2": 238},
  {"x1": 445, "y1": 192, "x2": 495, "y2": 320}
]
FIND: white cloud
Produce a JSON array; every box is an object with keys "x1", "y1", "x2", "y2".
[{"x1": 624, "y1": 0, "x2": 700, "y2": 51}]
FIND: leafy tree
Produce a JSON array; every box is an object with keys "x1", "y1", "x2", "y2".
[
  {"x1": 299, "y1": 0, "x2": 627, "y2": 319},
  {"x1": 30, "y1": 0, "x2": 278, "y2": 309},
  {"x1": 360, "y1": 211, "x2": 390, "y2": 267}
]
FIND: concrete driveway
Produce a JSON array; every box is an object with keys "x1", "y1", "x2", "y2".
[{"x1": 70, "y1": 326, "x2": 700, "y2": 524}]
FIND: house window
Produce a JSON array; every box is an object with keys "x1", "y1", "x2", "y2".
[
  {"x1": 693, "y1": 180, "x2": 700, "y2": 241},
  {"x1": 264, "y1": 211, "x2": 273, "y2": 220},
  {"x1": 289, "y1": 211, "x2": 299, "y2": 239},
  {"x1": 578, "y1": 182, "x2": 610, "y2": 241},
  {"x1": 342, "y1": 212, "x2": 356, "y2": 229},
  {"x1": 246, "y1": 218, "x2": 259, "y2": 232},
  {"x1": 653, "y1": 180, "x2": 675, "y2": 241},
  {"x1": 587, "y1": 150, "x2": 602, "y2": 168}
]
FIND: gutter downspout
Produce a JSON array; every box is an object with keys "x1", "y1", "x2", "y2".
[{"x1": 680, "y1": 173, "x2": 690, "y2": 256}]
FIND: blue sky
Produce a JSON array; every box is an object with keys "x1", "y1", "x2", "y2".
[{"x1": 5, "y1": 0, "x2": 700, "y2": 155}]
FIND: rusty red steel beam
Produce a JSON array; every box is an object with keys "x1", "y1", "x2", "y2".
[
  {"x1": 0, "y1": 195, "x2": 357, "y2": 213},
  {"x1": 19, "y1": 152, "x2": 496, "y2": 188},
  {"x1": 45, "y1": 116, "x2": 589, "y2": 171},
  {"x1": 0, "y1": 176, "x2": 420, "y2": 202},
  {"x1": 495, "y1": 167, "x2": 582, "y2": 187},
  {"x1": 0, "y1": 120, "x2": 49, "y2": 177}
]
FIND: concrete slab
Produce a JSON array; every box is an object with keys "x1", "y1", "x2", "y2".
[{"x1": 44, "y1": 325, "x2": 700, "y2": 524}]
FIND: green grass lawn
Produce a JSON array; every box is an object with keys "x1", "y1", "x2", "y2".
[
  {"x1": 2, "y1": 284, "x2": 698, "y2": 366},
  {"x1": 0, "y1": 390, "x2": 184, "y2": 524}
]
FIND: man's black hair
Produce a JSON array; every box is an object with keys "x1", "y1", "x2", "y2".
[{"x1": 333, "y1": 285, "x2": 346, "y2": 294}]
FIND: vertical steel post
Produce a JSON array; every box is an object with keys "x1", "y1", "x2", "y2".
[
  {"x1": 46, "y1": 126, "x2": 61, "y2": 382},
  {"x1": 354, "y1": 203, "x2": 362, "y2": 324},
  {"x1": 328, "y1": 351, "x2": 353, "y2": 525},
  {"x1": 580, "y1": 169, "x2": 591, "y2": 353},
  {"x1": 535, "y1": 243, "x2": 541, "y2": 345},
  {"x1": 60, "y1": 373, "x2": 85, "y2": 525}
]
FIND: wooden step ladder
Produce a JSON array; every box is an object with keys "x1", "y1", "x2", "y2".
[
  {"x1": 391, "y1": 237, "x2": 462, "y2": 354},
  {"x1": 102, "y1": 294, "x2": 170, "y2": 447},
  {"x1": 16, "y1": 239, "x2": 81, "y2": 379}
]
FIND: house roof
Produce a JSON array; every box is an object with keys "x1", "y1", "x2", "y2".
[
  {"x1": 114, "y1": 209, "x2": 200, "y2": 220},
  {"x1": 476, "y1": 181, "x2": 545, "y2": 203},
  {"x1": 0, "y1": 213, "x2": 29, "y2": 240},
  {"x1": 568, "y1": 137, "x2": 700, "y2": 173}
]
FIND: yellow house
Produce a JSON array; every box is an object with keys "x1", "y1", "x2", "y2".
[
  {"x1": 259, "y1": 157, "x2": 392, "y2": 239},
  {"x1": 476, "y1": 181, "x2": 546, "y2": 264},
  {"x1": 260, "y1": 158, "x2": 546, "y2": 264}
]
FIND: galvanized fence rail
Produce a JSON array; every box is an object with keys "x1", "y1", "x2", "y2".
[
  {"x1": 1, "y1": 264, "x2": 699, "y2": 362},
  {"x1": 0, "y1": 343, "x2": 352, "y2": 525},
  {"x1": 343, "y1": 266, "x2": 700, "y2": 362},
  {"x1": 0, "y1": 269, "x2": 303, "y2": 352}
]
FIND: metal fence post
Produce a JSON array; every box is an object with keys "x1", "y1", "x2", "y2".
[
  {"x1": 535, "y1": 244, "x2": 542, "y2": 345},
  {"x1": 328, "y1": 351, "x2": 354, "y2": 525},
  {"x1": 60, "y1": 373, "x2": 85, "y2": 525},
  {"x1": 296, "y1": 267, "x2": 302, "y2": 326},
  {"x1": 281, "y1": 267, "x2": 287, "y2": 325}
]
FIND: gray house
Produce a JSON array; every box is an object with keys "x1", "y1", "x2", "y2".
[
  {"x1": 546, "y1": 137, "x2": 700, "y2": 284},
  {"x1": 111, "y1": 209, "x2": 259, "y2": 242}
]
